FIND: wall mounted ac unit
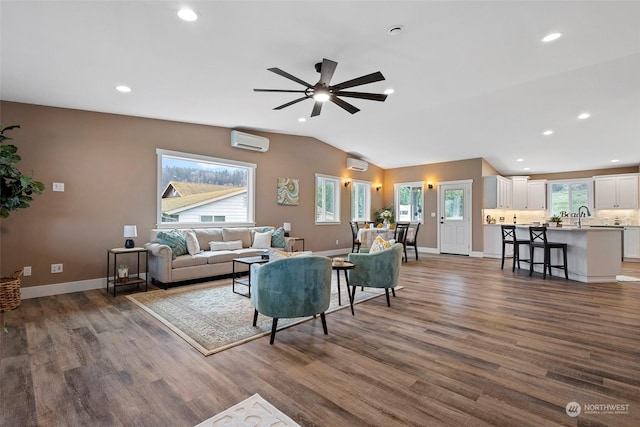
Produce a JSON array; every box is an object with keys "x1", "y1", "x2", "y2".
[
  {"x1": 230, "y1": 130, "x2": 269, "y2": 152},
  {"x1": 346, "y1": 158, "x2": 368, "y2": 171}
]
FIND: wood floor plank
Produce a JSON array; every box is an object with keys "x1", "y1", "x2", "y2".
[{"x1": 1, "y1": 254, "x2": 639, "y2": 426}]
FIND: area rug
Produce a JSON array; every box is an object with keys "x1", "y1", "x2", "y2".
[
  {"x1": 127, "y1": 277, "x2": 390, "y2": 356},
  {"x1": 194, "y1": 393, "x2": 300, "y2": 427},
  {"x1": 616, "y1": 275, "x2": 640, "y2": 282}
]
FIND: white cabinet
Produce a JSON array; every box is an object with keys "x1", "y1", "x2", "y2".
[
  {"x1": 594, "y1": 174, "x2": 639, "y2": 209},
  {"x1": 511, "y1": 176, "x2": 546, "y2": 210},
  {"x1": 483, "y1": 224, "x2": 512, "y2": 258},
  {"x1": 624, "y1": 227, "x2": 640, "y2": 261},
  {"x1": 484, "y1": 176, "x2": 512, "y2": 209},
  {"x1": 527, "y1": 180, "x2": 547, "y2": 210}
]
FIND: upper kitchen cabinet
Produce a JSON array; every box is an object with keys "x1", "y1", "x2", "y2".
[
  {"x1": 594, "y1": 174, "x2": 639, "y2": 209},
  {"x1": 484, "y1": 175, "x2": 512, "y2": 209},
  {"x1": 511, "y1": 177, "x2": 546, "y2": 210}
]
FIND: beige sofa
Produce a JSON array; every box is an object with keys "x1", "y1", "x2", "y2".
[{"x1": 145, "y1": 226, "x2": 294, "y2": 286}]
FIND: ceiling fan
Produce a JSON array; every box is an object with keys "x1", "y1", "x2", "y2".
[{"x1": 254, "y1": 58, "x2": 387, "y2": 117}]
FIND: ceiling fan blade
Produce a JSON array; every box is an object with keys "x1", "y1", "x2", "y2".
[
  {"x1": 330, "y1": 96, "x2": 360, "y2": 114},
  {"x1": 273, "y1": 96, "x2": 310, "y2": 110},
  {"x1": 268, "y1": 67, "x2": 313, "y2": 88},
  {"x1": 311, "y1": 101, "x2": 323, "y2": 117},
  {"x1": 318, "y1": 58, "x2": 338, "y2": 86},
  {"x1": 332, "y1": 71, "x2": 385, "y2": 90},
  {"x1": 335, "y1": 91, "x2": 387, "y2": 102},
  {"x1": 254, "y1": 89, "x2": 308, "y2": 93}
]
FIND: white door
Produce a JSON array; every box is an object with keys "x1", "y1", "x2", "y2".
[{"x1": 439, "y1": 180, "x2": 472, "y2": 255}]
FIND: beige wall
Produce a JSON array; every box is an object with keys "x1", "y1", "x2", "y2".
[
  {"x1": 384, "y1": 158, "x2": 486, "y2": 252},
  {"x1": 0, "y1": 101, "x2": 384, "y2": 287}
]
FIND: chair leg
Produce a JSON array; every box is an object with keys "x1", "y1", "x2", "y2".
[
  {"x1": 529, "y1": 246, "x2": 534, "y2": 276},
  {"x1": 252, "y1": 309, "x2": 258, "y2": 326},
  {"x1": 415, "y1": 245, "x2": 419, "y2": 261},
  {"x1": 392, "y1": 288, "x2": 396, "y2": 297},
  {"x1": 320, "y1": 312, "x2": 328, "y2": 335},
  {"x1": 512, "y1": 244, "x2": 518, "y2": 272},
  {"x1": 385, "y1": 288, "x2": 391, "y2": 307},
  {"x1": 543, "y1": 248, "x2": 549, "y2": 279},
  {"x1": 563, "y1": 247, "x2": 569, "y2": 279},
  {"x1": 269, "y1": 318, "x2": 278, "y2": 345}
]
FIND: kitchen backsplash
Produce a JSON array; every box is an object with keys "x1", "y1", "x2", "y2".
[{"x1": 482, "y1": 209, "x2": 640, "y2": 226}]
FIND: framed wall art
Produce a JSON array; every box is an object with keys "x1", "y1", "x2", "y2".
[{"x1": 277, "y1": 177, "x2": 299, "y2": 205}]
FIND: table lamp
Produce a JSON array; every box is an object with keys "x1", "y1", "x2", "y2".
[
  {"x1": 124, "y1": 225, "x2": 137, "y2": 248},
  {"x1": 283, "y1": 222, "x2": 291, "y2": 237}
]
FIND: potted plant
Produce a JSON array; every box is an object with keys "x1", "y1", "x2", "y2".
[
  {"x1": 1, "y1": 125, "x2": 45, "y2": 218},
  {"x1": 550, "y1": 215, "x2": 563, "y2": 227}
]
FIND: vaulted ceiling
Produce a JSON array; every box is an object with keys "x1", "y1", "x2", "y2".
[{"x1": 1, "y1": 1, "x2": 639, "y2": 174}]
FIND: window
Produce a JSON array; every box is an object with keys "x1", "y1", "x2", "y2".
[
  {"x1": 444, "y1": 189, "x2": 464, "y2": 220},
  {"x1": 156, "y1": 149, "x2": 256, "y2": 227},
  {"x1": 548, "y1": 179, "x2": 592, "y2": 217},
  {"x1": 316, "y1": 174, "x2": 341, "y2": 223},
  {"x1": 351, "y1": 180, "x2": 371, "y2": 221},
  {"x1": 394, "y1": 181, "x2": 424, "y2": 222}
]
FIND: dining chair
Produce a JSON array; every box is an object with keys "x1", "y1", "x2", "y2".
[
  {"x1": 393, "y1": 222, "x2": 410, "y2": 262},
  {"x1": 529, "y1": 226, "x2": 568, "y2": 279},
  {"x1": 501, "y1": 225, "x2": 530, "y2": 272},
  {"x1": 405, "y1": 223, "x2": 421, "y2": 261},
  {"x1": 349, "y1": 221, "x2": 361, "y2": 253}
]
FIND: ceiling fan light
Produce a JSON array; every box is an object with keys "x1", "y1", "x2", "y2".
[{"x1": 313, "y1": 90, "x2": 330, "y2": 102}]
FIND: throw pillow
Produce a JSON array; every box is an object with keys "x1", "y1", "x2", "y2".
[
  {"x1": 209, "y1": 240, "x2": 244, "y2": 251},
  {"x1": 184, "y1": 230, "x2": 202, "y2": 255},
  {"x1": 269, "y1": 249, "x2": 313, "y2": 261},
  {"x1": 157, "y1": 230, "x2": 188, "y2": 260},
  {"x1": 271, "y1": 227, "x2": 287, "y2": 248},
  {"x1": 370, "y1": 236, "x2": 395, "y2": 253},
  {"x1": 251, "y1": 230, "x2": 273, "y2": 249}
]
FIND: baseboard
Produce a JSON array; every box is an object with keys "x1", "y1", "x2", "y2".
[{"x1": 20, "y1": 273, "x2": 148, "y2": 300}]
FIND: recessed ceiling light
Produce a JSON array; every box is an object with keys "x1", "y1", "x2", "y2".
[
  {"x1": 298, "y1": 118, "x2": 306, "y2": 123},
  {"x1": 578, "y1": 112, "x2": 591, "y2": 120},
  {"x1": 384, "y1": 88, "x2": 395, "y2": 95},
  {"x1": 116, "y1": 85, "x2": 131, "y2": 93},
  {"x1": 177, "y1": 8, "x2": 198, "y2": 21},
  {"x1": 611, "y1": 159, "x2": 620, "y2": 163},
  {"x1": 542, "y1": 32, "x2": 563, "y2": 42},
  {"x1": 543, "y1": 130, "x2": 553, "y2": 136},
  {"x1": 516, "y1": 158, "x2": 524, "y2": 162},
  {"x1": 523, "y1": 167, "x2": 531, "y2": 171},
  {"x1": 388, "y1": 25, "x2": 403, "y2": 36}
]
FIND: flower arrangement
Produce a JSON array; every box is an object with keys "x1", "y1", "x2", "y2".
[
  {"x1": 380, "y1": 210, "x2": 393, "y2": 222},
  {"x1": 375, "y1": 205, "x2": 394, "y2": 225}
]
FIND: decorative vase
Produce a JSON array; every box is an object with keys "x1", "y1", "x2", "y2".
[{"x1": 383, "y1": 220, "x2": 390, "y2": 229}]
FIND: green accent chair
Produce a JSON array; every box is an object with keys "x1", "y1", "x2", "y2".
[
  {"x1": 347, "y1": 243, "x2": 403, "y2": 309},
  {"x1": 250, "y1": 256, "x2": 332, "y2": 344}
]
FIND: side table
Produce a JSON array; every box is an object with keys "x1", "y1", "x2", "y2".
[
  {"x1": 289, "y1": 237, "x2": 305, "y2": 251},
  {"x1": 232, "y1": 256, "x2": 269, "y2": 297},
  {"x1": 332, "y1": 260, "x2": 355, "y2": 315},
  {"x1": 107, "y1": 247, "x2": 149, "y2": 297}
]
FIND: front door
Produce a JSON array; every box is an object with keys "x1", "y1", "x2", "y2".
[{"x1": 439, "y1": 180, "x2": 472, "y2": 255}]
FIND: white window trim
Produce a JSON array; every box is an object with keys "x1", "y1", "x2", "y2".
[
  {"x1": 393, "y1": 181, "x2": 425, "y2": 223},
  {"x1": 351, "y1": 179, "x2": 372, "y2": 221},
  {"x1": 156, "y1": 149, "x2": 257, "y2": 228},
  {"x1": 315, "y1": 173, "x2": 341, "y2": 225},
  {"x1": 547, "y1": 178, "x2": 594, "y2": 216}
]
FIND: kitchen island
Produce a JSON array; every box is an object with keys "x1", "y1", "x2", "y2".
[{"x1": 513, "y1": 225, "x2": 622, "y2": 283}]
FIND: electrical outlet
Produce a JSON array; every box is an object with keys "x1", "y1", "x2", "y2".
[
  {"x1": 336, "y1": 239, "x2": 339, "y2": 245},
  {"x1": 51, "y1": 263, "x2": 63, "y2": 273},
  {"x1": 52, "y1": 182, "x2": 65, "y2": 192},
  {"x1": 23, "y1": 266, "x2": 32, "y2": 276}
]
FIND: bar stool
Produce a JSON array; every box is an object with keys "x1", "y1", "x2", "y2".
[
  {"x1": 501, "y1": 225, "x2": 530, "y2": 272},
  {"x1": 528, "y1": 226, "x2": 568, "y2": 279}
]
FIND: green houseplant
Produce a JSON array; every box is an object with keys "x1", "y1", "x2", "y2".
[
  {"x1": 550, "y1": 215, "x2": 563, "y2": 227},
  {"x1": 0, "y1": 125, "x2": 45, "y2": 218}
]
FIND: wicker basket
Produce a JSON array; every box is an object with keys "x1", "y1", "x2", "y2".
[{"x1": 0, "y1": 270, "x2": 23, "y2": 312}]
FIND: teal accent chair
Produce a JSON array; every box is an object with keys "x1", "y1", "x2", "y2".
[
  {"x1": 347, "y1": 243, "x2": 403, "y2": 309},
  {"x1": 250, "y1": 256, "x2": 332, "y2": 344}
]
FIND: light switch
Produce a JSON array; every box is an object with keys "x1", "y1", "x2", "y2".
[{"x1": 52, "y1": 182, "x2": 65, "y2": 192}]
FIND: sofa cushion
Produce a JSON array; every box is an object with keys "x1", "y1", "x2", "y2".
[
  {"x1": 172, "y1": 253, "x2": 208, "y2": 268},
  {"x1": 157, "y1": 230, "x2": 188, "y2": 259},
  {"x1": 195, "y1": 229, "x2": 223, "y2": 250},
  {"x1": 201, "y1": 250, "x2": 240, "y2": 264},
  {"x1": 270, "y1": 227, "x2": 287, "y2": 248},
  {"x1": 184, "y1": 230, "x2": 202, "y2": 255},
  {"x1": 209, "y1": 240, "x2": 243, "y2": 251},
  {"x1": 251, "y1": 230, "x2": 273, "y2": 249},
  {"x1": 222, "y1": 228, "x2": 252, "y2": 248}
]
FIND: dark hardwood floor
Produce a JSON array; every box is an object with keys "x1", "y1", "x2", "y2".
[{"x1": 2, "y1": 254, "x2": 639, "y2": 427}]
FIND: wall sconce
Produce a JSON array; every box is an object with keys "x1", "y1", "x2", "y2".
[
  {"x1": 344, "y1": 179, "x2": 351, "y2": 188},
  {"x1": 376, "y1": 185, "x2": 382, "y2": 192},
  {"x1": 283, "y1": 222, "x2": 291, "y2": 237},
  {"x1": 123, "y1": 225, "x2": 137, "y2": 248},
  {"x1": 428, "y1": 183, "x2": 434, "y2": 189}
]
